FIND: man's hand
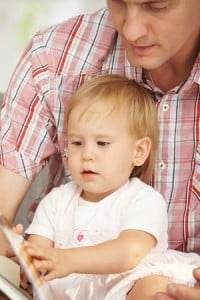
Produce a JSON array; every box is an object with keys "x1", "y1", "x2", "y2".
[
  {"x1": 0, "y1": 165, "x2": 31, "y2": 256},
  {"x1": 155, "y1": 268, "x2": 200, "y2": 300},
  {"x1": 0, "y1": 220, "x2": 24, "y2": 257},
  {"x1": 0, "y1": 232, "x2": 9, "y2": 256}
]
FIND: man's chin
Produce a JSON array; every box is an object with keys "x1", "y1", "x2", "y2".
[{"x1": 126, "y1": 54, "x2": 164, "y2": 70}]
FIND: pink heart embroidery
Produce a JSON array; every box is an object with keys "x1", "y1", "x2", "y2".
[
  {"x1": 73, "y1": 229, "x2": 87, "y2": 245},
  {"x1": 77, "y1": 233, "x2": 84, "y2": 241}
]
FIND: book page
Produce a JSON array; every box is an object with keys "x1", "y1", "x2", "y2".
[{"x1": 0, "y1": 214, "x2": 54, "y2": 300}]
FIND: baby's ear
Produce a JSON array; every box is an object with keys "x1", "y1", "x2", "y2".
[{"x1": 132, "y1": 137, "x2": 151, "y2": 166}]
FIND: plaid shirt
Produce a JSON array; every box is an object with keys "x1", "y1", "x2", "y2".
[{"x1": 0, "y1": 9, "x2": 199, "y2": 253}]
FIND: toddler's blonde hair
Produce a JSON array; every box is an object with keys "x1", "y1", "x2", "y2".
[{"x1": 65, "y1": 74, "x2": 159, "y2": 182}]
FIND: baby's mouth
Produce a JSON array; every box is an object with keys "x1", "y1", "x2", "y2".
[{"x1": 82, "y1": 170, "x2": 97, "y2": 174}]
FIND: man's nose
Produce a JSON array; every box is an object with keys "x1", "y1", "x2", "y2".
[{"x1": 122, "y1": 9, "x2": 148, "y2": 42}]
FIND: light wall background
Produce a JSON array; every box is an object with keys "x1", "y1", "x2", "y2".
[
  {"x1": 0, "y1": 0, "x2": 106, "y2": 226},
  {"x1": 0, "y1": 0, "x2": 106, "y2": 92}
]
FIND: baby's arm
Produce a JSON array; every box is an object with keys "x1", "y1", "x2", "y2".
[
  {"x1": 25, "y1": 229, "x2": 156, "y2": 281},
  {"x1": 27, "y1": 233, "x2": 53, "y2": 249}
]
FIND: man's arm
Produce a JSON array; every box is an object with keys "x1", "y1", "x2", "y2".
[{"x1": 0, "y1": 165, "x2": 32, "y2": 255}]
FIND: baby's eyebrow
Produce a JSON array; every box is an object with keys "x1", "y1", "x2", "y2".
[
  {"x1": 67, "y1": 132, "x2": 117, "y2": 140},
  {"x1": 67, "y1": 133, "x2": 81, "y2": 138},
  {"x1": 94, "y1": 133, "x2": 117, "y2": 140}
]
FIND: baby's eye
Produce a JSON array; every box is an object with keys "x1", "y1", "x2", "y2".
[
  {"x1": 97, "y1": 141, "x2": 110, "y2": 147},
  {"x1": 72, "y1": 141, "x2": 82, "y2": 146}
]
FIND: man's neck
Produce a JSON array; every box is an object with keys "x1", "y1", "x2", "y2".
[{"x1": 148, "y1": 66, "x2": 190, "y2": 93}]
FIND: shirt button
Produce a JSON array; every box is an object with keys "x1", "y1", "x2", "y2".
[
  {"x1": 163, "y1": 103, "x2": 169, "y2": 111},
  {"x1": 159, "y1": 162, "x2": 166, "y2": 170}
]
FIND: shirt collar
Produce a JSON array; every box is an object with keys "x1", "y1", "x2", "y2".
[
  {"x1": 125, "y1": 50, "x2": 200, "y2": 94},
  {"x1": 189, "y1": 51, "x2": 200, "y2": 86}
]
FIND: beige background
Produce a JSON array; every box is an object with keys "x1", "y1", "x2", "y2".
[
  {"x1": 0, "y1": 1, "x2": 106, "y2": 227},
  {"x1": 0, "y1": 0, "x2": 106, "y2": 92}
]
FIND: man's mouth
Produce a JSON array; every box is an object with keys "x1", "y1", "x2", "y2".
[{"x1": 131, "y1": 44, "x2": 156, "y2": 56}]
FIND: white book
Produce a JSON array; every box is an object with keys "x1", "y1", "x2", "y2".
[
  {"x1": 0, "y1": 273, "x2": 32, "y2": 300},
  {"x1": 0, "y1": 214, "x2": 54, "y2": 300},
  {"x1": 0, "y1": 255, "x2": 20, "y2": 287}
]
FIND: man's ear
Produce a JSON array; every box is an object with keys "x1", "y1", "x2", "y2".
[{"x1": 132, "y1": 137, "x2": 151, "y2": 166}]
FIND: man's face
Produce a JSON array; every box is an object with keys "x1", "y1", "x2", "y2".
[{"x1": 107, "y1": 0, "x2": 200, "y2": 70}]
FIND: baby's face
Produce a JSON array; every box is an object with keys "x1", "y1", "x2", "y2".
[{"x1": 67, "y1": 100, "x2": 136, "y2": 202}]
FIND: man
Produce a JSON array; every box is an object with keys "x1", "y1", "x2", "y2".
[{"x1": 0, "y1": 1, "x2": 199, "y2": 299}]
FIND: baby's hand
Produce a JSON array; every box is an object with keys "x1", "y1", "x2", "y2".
[
  {"x1": 24, "y1": 242, "x2": 72, "y2": 281},
  {"x1": 20, "y1": 241, "x2": 43, "y2": 286}
]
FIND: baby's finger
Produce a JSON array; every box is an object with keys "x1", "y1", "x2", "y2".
[
  {"x1": 26, "y1": 245, "x2": 47, "y2": 260},
  {"x1": 34, "y1": 258, "x2": 53, "y2": 272},
  {"x1": 42, "y1": 270, "x2": 57, "y2": 281}
]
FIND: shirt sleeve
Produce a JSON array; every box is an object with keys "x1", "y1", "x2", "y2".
[
  {"x1": 25, "y1": 187, "x2": 59, "y2": 240},
  {"x1": 120, "y1": 187, "x2": 168, "y2": 243},
  {"x1": 25, "y1": 182, "x2": 78, "y2": 240},
  {"x1": 0, "y1": 32, "x2": 57, "y2": 180}
]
